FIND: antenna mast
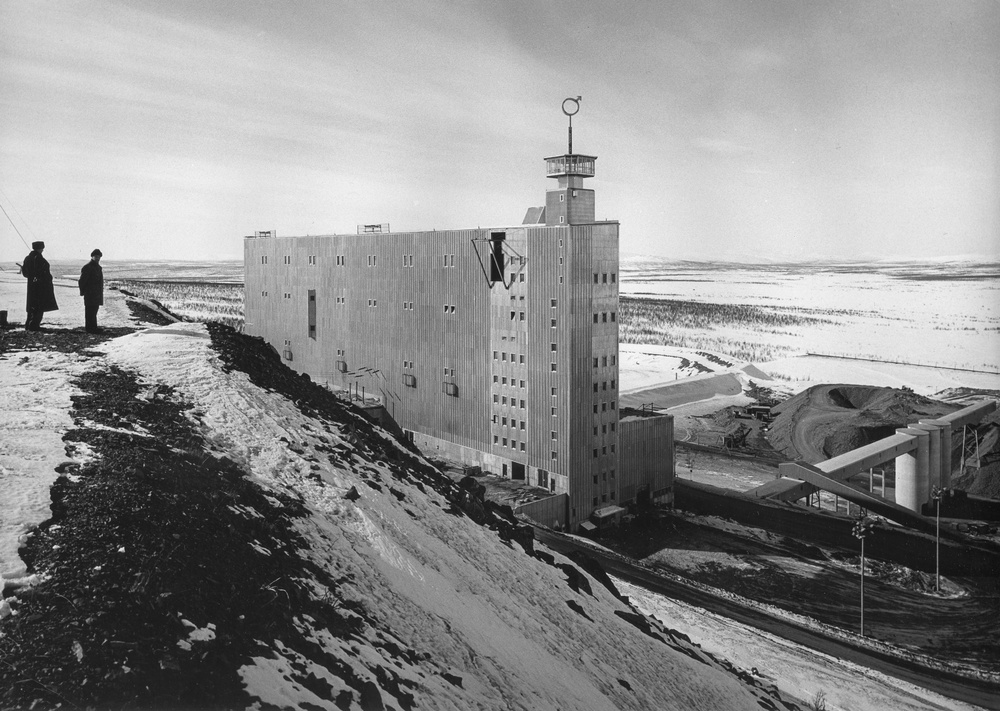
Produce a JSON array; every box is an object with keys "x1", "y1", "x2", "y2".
[{"x1": 562, "y1": 96, "x2": 581, "y2": 154}]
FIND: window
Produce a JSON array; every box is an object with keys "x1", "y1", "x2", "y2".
[
  {"x1": 559, "y1": 194, "x2": 565, "y2": 202},
  {"x1": 550, "y1": 363, "x2": 557, "y2": 372},
  {"x1": 551, "y1": 343, "x2": 557, "y2": 352},
  {"x1": 520, "y1": 443, "x2": 526, "y2": 452},
  {"x1": 519, "y1": 312, "x2": 525, "y2": 321},
  {"x1": 551, "y1": 387, "x2": 557, "y2": 396},
  {"x1": 261, "y1": 256, "x2": 268, "y2": 264},
  {"x1": 402, "y1": 373, "x2": 416, "y2": 388},
  {"x1": 551, "y1": 407, "x2": 557, "y2": 416},
  {"x1": 610, "y1": 423, "x2": 616, "y2": 432},
  {"x1": 611, "y1": 402, "x2": 616, "y2": 410},
  {"x1": 602, "y1": 273, "x2": 607, "y2": 283},
  {"x1": 602, "y1": 356, "x2": 608, "y2": 367},
  {"x1": 283, "y1": 255, "x2": 290, "y2": 264},
  {"x1": 611, "y1": 379, "x2": 616, "y2": 389},
  {"x1": 502, "y1": 417, "x2": 507, "y2": 426},
  {"x1": 611, "y1": 313, "x2": 616, "y2": 322},
  {"x1": 307, "y1": 290, "x2": 316, "y2": 339},
  {"x1": 593, "y1": 314, "x2": 598, "y2": 323},
  {"x1": 602, "y1": 312, "x2": 608, "y2": 323},
  {"x1": 502, "y1": 396, "x2": 507, "y2": 405},
  {"x1": 493, "y1": 394, "x2": 499, "y2": 403},
  {"x1": 503, "y1": 438, "x2": 508, "y2": 447},
  {"x1": 442, "y1": 382, "x2": 459, "y2": 397},
  {"x1": 593, "y1": 404, "x2": 598, "y2": 414},
  {"x1": 611, "y1": 355, "x2": 616, "y2": 365},
  {"x1": 519, "y1": 273, "x2": 525, "y2": 283},
  {"x1": 493, "y1": 375, "x2": 498, "y2": 383},
  {"x1": 494, "y1": 435, "x2": 499, "y2": 444},
  {"x1": 593, "y1": 358, "x2": 599, "y2": 368},
  {"x1": 502, "y1": 352, "x2": 507, "y2": 361},
  {"x1": 551, "y1": 451, "x2": 558, "y2": 460},
  {"x1": 593, "y1": 383, "x2": 598, "y2": 393},
  {"x1": 602, "y1": 446, "x2": 607, "y2": 455},
  {"x1": 550, "y1": 299, "x2": 557, "y2": 307},
  {"x1": 602, "y1": 381, "x2": 607, "y2": 391},
  {"x1": 611, "y1": 273, "x2": 616, "y2": 283},
  {"x1": 594, "y1": 273, "x2": 599, "y2": 284},
  {"x1": 593, "y1": 449, "x2": 598, "y2": 458},
  {"x1": 519, "y1": 421, "x2": 525, "y2": 430},
  {"x1": 559, "y1": 216, "x2": 564, "y2": 223},
  {"x1": 519, "y1": 355, "x2": 525, "y2": 364},
  {"x1": 308, "y1": 255, "x2": 317, "y2": 265},
  {"x1": 551, "y1": 431, "x2": 557, "y2": 440},
  {"x1": 519, "y1": 381, "x2": 525, "y2": 389},
  {"x1": 551, "y1": 319, "x2": 557, "y2": 328},
  {"x1": 520, "y1": 399, "x2": 525, "y2": 408},
  {"x1": 502, "y1": 377, "x2": 507, "y2": 385},
  {"x1": 611, "y1": 444, "x2": 616, "y2": 453}
]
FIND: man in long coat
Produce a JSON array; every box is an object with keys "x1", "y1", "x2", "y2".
[
  {"x1": 79, "y1": 248, "x2": 104, "y2": 333},
  {"x1": 21, "y1": 241, "x2": 57, "y2": 330}
]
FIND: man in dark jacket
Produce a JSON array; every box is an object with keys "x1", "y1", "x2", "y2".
[
  {"x1": 21, "y1": 241, "x2": 58, "y2": 331},
  {"x1": 79, "y1": 248, "x2": 104, "y2": 333}
]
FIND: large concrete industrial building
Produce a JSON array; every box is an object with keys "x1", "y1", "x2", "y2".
[{"x1": 244, "y1": 107, "x2": 673, "y2": 530}]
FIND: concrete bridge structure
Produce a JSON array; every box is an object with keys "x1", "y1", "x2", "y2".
[{"x1": 750, "y1": 400, "x2": 997, "y2": 530}]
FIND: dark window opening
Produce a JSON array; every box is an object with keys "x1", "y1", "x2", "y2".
[
  {"x1": 490, "y1": 231, "x2": 506, "y2": 283},
  {"x1": 307, "y1": 290, "x2": 317, "y2": 340}
]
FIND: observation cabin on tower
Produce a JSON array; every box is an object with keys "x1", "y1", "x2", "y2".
[{"x1": 543, "y1": 97, "x2": 597, "y2": 226}]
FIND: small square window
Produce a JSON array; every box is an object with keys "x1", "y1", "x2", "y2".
[
  {"x1": 551, "y1": 343, "x2": 557, "y2": 352},
  {"x1": 519, "y1": 355, "x2": 525, "y2": 364},
  {"x1": 493, "y1": 394, "x2": 499, "y2": 403},
  {"x1": 520, "y1": 399, "x2": 526, "y2": 408},
  {"x1": 493, "y1": 375, "x2": 499, "y2": 383},
  {"x1": 551, "y1": 319, "x2": 557, "y2": 328},
  {"x1": 502, "y1": 377, "x2": 508, "y2": 385},
  {"x1": 502, "y1": 396, "x2": 507, "y2": 405},
  {"x1": 602, "y1": 273, "x2": 607, "y2": 283},
  {"x1": 551, "y1": 387, "x2": 557, "y2": 396},
  {"x1": 551, "y1": 299, "x2": 557, "y2": 307},
  {"x1": 551, "y1": 431, "x2": 557, "y2": 440},
  {"x1": 594, "y1": 273, "x2": 599, "y2": 284},
  {"x1": 593, "y1": 314, "x2": 598, "y2": 323},
  {"x1": 493, "y1": 351, "x2": 498, "y2": 359},
  {"x1": 550, "y1": 363, "x2": 557, "y2": 372},
  {"x1": 611, "y1": 273, "x2": 616, "y2": 283},
  {"x1": 551, "y1": 451, "x2": 558, "y2": 460},
  {"x1": 503, "y1": 438, "x2": 508, "y2": 447},
  {"x1": 494, "y1": 435, "x2": 499, "y2": 444},
  {"x1": 520, "y1": 443, "x2": 525, "y2": 451},
  {"x1": 551, "y1": 407, "x2": 557, "y2": 416},
  {"x1": 611, "y1": 312, "x2": 616, "y2": 322}
]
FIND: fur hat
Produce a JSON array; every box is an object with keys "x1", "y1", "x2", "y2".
[
  {"x1": 31, "y1": 241, "x2": 44, "y2": 250},
  {"x1": 91, "y1": 249, "x2": 103, "y2": 257}
]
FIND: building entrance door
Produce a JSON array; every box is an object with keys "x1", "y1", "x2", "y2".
[{"x1": 511, "y1": 462, "x2": 526, "y2": 480}]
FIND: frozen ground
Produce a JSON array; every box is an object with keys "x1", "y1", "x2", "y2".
[{"x1": 618, "y1": 258, "x2": 1000, "y2": 402}]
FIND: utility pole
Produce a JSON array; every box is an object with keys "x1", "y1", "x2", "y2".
[
  {"x1": 931, "y1": 486, "x2": 946, "y2": 592},
  {"x1": 852, "y1": 513, "x2": 878, "y2": 636}
]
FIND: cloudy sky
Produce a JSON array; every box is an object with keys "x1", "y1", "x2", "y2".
[{"x1": 1, "y1": 0, "x2": 997, "y2": 262}]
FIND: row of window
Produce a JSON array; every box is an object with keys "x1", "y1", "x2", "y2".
[
  {"x1": 594, "y1": 311, "x2": 617, "y2": 324},
  {"x1": 493, "y1": 351, "x2": 527, "y2": 364},
  {"x1": 593, "y1": 272, "x2": 617, "y2": 284},
  {"x1": 493, "y1": 376, "x2": 527, "y2": 388},
  {"x1": 493, "y1": 416, "x2": 527, "y2": 430},
  {"x1": 493, "y1": 435, "x2": 527, "y2": 452},
  {"x1": 593, "y1": 380, "x2": 617, "y2": 392},
  {"x1": 594, "y1": 423, "x2": 617, "y2": 435},
  {"x1": 594, "y1": 401, "x2": 617, "y2": 413},
  {"x1": 493, "y1": 394, "x2": 527, "y2": 408},
  {"x1": 593, "y1": 469, "x2": 616, "y2": 484},
  {"x1": 593, "y1": 355, "x2": 618, "y2": 368},
  {"x1": 593, "y1": 444, "x2": 617, "y2": 458},
  {"x1": 593, "y1": 492, "x2": 616, "y2": 506}
]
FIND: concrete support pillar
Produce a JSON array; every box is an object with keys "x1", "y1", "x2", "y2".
[
  {"x1": 912, "y1": 423, "x2": 941, "y2": 493},
  {"x1": 895, "y1": 428, "x2": 929, "y2": 512},
  {"x1": 920, "y1": 419, "x2": 951, "y2": 490}
]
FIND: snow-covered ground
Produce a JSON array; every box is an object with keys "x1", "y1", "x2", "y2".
[
  {"x1": 2, "y1": 265, "x2": 995, "y2": 709},
  {"x1": 2, "y1": 275, "x2": 796, "y2": 709},
  {"x1": 0, "y1": 271, "x2": 136, "y2": 591},
  {"x1": 616, "y1": 578, "x2": 984, "y2": 711},
  {"x1": 618, "y1": 258, "x2": 1000, "y2": 401}
]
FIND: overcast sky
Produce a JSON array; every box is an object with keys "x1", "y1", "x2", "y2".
[{"x1": 1, "y1": 0, "x2": 997, "y2": 262}]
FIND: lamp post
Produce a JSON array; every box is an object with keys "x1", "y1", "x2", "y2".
[
  {"x1": 852, "y1": 514, "x2": 878, "y2": 636},
  {"x1": 931, "y1": 486, "x2": 946, "y2": 593}
]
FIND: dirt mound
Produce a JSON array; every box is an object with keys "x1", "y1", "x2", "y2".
[{"x1": 768, "y1": 384, "x2": 958, "y2": 462}]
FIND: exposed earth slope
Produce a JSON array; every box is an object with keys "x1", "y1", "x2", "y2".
[{"x1": 0, "y1": 315, "x2": 799, "y2": 710}]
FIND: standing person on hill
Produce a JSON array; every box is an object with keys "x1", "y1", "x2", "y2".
[
  {"x1": 79, "y1": 248, "x2": 104, "y2": 333},
  {"x1": 20, "y1": 241, "x2": 57, "y2": 331}
]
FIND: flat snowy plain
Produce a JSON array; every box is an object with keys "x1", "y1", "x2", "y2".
[{"x1": 1, "y1": 258, "x2": 997, "y2": 710}]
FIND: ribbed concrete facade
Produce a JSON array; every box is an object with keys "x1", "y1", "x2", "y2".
[{"x1": 243, "y1": 147, "x2": 674, "y2": 528}]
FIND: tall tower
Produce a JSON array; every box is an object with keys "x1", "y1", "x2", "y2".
[{"x1": 545, "y1": 97, "x2": 597, "y2": 226}]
